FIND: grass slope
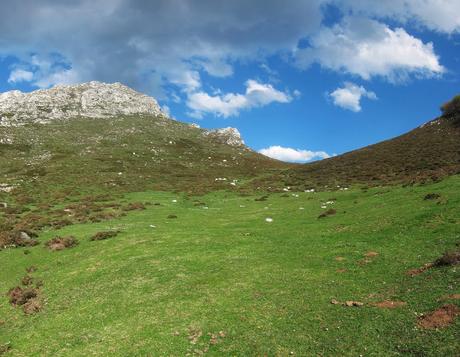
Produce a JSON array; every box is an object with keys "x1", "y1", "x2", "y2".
[
  {"x1": 257, "y1": 113, "x2": 460, "y2": 191},
  {"x1": 1, "y1": 176, "x2": 459, "y2": 356}
]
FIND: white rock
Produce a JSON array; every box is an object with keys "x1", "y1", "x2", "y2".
[
  {"x1": 203, "y1": 127, "x2": 245, "y2": 147},
  {"x1": 265, "y1": 217, "x2": 273, "y2": 223},
  {"x1": 0, "y1": 81, "x2": 165, "y2": 126}
]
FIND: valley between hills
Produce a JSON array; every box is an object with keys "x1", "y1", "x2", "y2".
[{"x1": 0, "y1": 83, "x2": 459, "y2": 356}]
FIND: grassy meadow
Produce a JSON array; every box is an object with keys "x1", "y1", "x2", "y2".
[{"x1": 1, "y1": 176, "x2": 459, "y2": 356}]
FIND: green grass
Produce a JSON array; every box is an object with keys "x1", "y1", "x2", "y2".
[{"x1": 1, "y1": 176, "x2": 459, "y2": 356}]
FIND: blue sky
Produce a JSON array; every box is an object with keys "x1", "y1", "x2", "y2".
[{"x1": 1, "y1": 1, "x2": 459, "y2": 162}]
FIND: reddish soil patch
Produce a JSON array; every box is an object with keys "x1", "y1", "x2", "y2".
[
  {"x1": 371, "y1": 300, "x2": 407, "y2": 309},
  {"x1": 365, "y1": 251, "x2": 379, "y2": 257},
  {"x1": 90, "y1": 230, "x2": 120, "y2": 241},
  {"x1": 7, "y1": 286, "x2": 42, "y2": 315},
  {"x1": 45, "y1": 236, "x2": 78, "y2": 251},
  {"x1": 418, "y1": 304, "x2": 459, "y2": 329},
  {"x1": 406, "y1": 263, "x2": 434, "y2": 276}
]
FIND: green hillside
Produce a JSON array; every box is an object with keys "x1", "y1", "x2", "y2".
[{"x1": 1, "y1": 94, "x2": 459, "y2": 356}]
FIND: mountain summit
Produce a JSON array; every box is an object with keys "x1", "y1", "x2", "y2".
[{"x1": 0, "y1": 81, "x2": 164, "y2": 126}]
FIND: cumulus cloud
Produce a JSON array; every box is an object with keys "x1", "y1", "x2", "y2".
[
  {"x1": 0, "y1": 0, "x2": 323, "y2": 97},
  {"x1": 259, "y1": 145, "x2": 331, "y2": 163},
  {"x1": 295, "y1": 17, "x2": 444, "y2": 81},
  {"x1": 334, "y1": 0, "x2": 460, "y2": 34},
  {"x1": 8, "y1": 69, "x2": 34, "y2": 83},
  {"x1": 187, "y1": 80, "x2": 292, "y2": 118},
  {"x1": 329, "y1": 82, "x2": 377, "y2": 112}
]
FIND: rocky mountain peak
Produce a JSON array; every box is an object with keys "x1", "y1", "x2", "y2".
[{"x1": 0, "y1": 81, "x2": 164, "y2": 126}]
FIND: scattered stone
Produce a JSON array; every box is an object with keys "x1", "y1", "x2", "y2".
[
  {"x1": 265, "y1": 217, "x2": 273, "y2": 223},
  {"x1": 418, "y1": 304, "x2": 459, "y2": 329},
  {"x1": 167, "y1": 214, "x2": 178, "y2": 219},
  {"x1": 330, "y1": 299, "x2": 340, "y2": 305},
  {"x1": 344, "y1": 301, "x2": 364, "y2": 307}
]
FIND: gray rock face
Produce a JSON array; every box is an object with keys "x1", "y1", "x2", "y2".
[
  {"x1": 0, "y1": 81, "x2": 164, "y2": 126},
  {"x1": 204, "y1": 127, "x2": 245, "y2": 147}
]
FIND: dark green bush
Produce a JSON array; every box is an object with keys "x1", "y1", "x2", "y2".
[{"x1": 441, "y1": 95, "x2": 460, "y2": 117}]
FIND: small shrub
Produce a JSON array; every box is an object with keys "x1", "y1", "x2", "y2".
[
  {"x1": 440, "y1": 95, "x2": 460, "y2": 117},
  {"x1": 424, "y1": 193, "x2": 441, "y2": 200},
  {"x1": 45, "y1": 236, "x2": 78, "y2": 251},
  {"x1": 318, "y1": 208, "x2": 337, "y2": 219},
  {"x1": 90, "y1": 230, "x2": 120, "y2": 241},
  {"x1": 433, "y1": 250, "x2": 460, "y2": 267},
  {"x1": 122, "y1": 202, "x2": 146, "y2": 211}
]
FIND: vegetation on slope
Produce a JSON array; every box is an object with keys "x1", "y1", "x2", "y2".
[{"x1": 256, "y1": 94, "x2": 460, "y2": 191}]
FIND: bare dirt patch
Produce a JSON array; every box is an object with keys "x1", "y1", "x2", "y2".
[
  {"x1": 365, "y1": 251, "x2": 379, "y2": 257},
  {"x1": 440, "y1": 294, "x2": 460, "y2": 301},
  {"x1": 45, "y1": 235, "x2": 78, "y2": 251},
  {"x1": 371, "y1": 300, "x2": 407, "y2": 309},
  {"x1": 418, "y1": 304, "x2": 459, "y2": 329},
  {"x1": 335, "y1": 256, "x2": 346, "y2": 261},
  {"x1": 406, "y1": 263, "x2": 434, "y2": 277}
]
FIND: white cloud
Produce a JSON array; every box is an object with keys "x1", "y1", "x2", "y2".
[
  {"x1": 8, "y1": 69, "x2": 34, "y2": 83},
  {"x1": 329, "y1": 82, "x2": 377, "y2": 112},
  {"x1": 34, "y1": 68, "x2": 80, "y2": 88},
  {"x1": 187, "y1": 79, "x2": 292, "y2": 118},
  {"x1": 259, "y1": 145, "x2": 331, "y2": 163},
  {"x1": 335, "y1": 0, "x2": 460, "y2": 34},
  {"x1": 0, "y1": 0, "x2": 324, "y2": 95},
  {"x1": 295, "y1": 17, "x2": 444, "y2": 82}
]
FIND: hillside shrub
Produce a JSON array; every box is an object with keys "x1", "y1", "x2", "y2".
[{"x1": 441, "y1": 95, "x2": 460, "y2": 117}]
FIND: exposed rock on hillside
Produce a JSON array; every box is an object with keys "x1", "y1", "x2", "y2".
[
  {"x1": 204, "y1": 127, "x2": 245, "y2": 147},
  {"x1": 0, "y1": 81, "x2": 164, "y2": 126}
]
